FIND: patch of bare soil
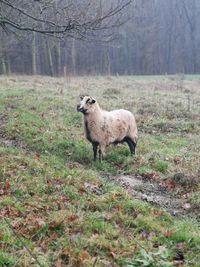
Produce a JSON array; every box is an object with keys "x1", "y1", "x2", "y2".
[{"x1": 109, "y1": 175, "x2": 191, "y2": 216}]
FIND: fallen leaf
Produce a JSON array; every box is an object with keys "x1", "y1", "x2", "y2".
[
  {"x1": 35, "y1": 153, "x2": 40, "y2": 160},
  {"x1": 62, "y1": 247, "x2": 70, "y2": 256},
  {"x1": 110, "y1": 251, "x2": 117, "y2": 259},
  {"x1": 174, "y1": 157, "x2": 182, "y2": 164},
  {"x1": 150, "y1": 208, "x2": 165, "y2": 217},
  {"x1": 5, "y1": 179, "x2": 11, "y2": 190},
  {"x1": 78, "y1": 187, "x2": 87, "y2": 194},
  {"x1": 48, "y1": 210, "x2": 67, "y2": 229},
  {"x1": 55, "y1": 258, "x2": 63, "y2": 267},
  {"x1": 164, "y1": 230, "x2": 175, "y2": 238},
  {"x1": 80, "y1": 250, "x2": 90, "y2": 260},
  {"x1": 68, "y1": 214, "x2": 79, "y2": 222}
]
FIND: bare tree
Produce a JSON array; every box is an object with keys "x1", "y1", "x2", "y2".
[
  {"x1": 1, "y1": 0, "x2": 200, "y2": 76},
  {"x1": 0, "y1": 0, "x2": 132, "y2": 39},
  {"x1": 180, "y1": 0, "x2": 198, "y2": 73}
]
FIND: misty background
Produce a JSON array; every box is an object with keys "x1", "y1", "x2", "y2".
[{"x1": 0, "y1": 0, "x2": 200, "y2": 76}]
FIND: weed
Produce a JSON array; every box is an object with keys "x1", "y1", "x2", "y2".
[
  {"x1": 155, "y1": 160, "x2": 169, "y2": 173},
  {"x1": 126, "y1": 247, "x2": 173, "y2": 267},
  {"x1": 190, "y1": 191, "x2": 200, "y2": 209},
  {"x1": 0, "y1": 251, "x2": 16, "y2": 266}
]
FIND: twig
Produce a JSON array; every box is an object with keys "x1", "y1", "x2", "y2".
[
  {"x1": 4, "y1": 217, "x2": 43, "y2": 267},
  {"x1": 93, "y1": 256, "x2": 98, "y2": 267},
  {"x1": 130, "y1": 231, "x2": 158, "y2": 263}
]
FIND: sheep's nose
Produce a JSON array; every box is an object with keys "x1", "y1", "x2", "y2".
[{"x1": 77, "y1": 104, "x2": 81, "y2": 111}]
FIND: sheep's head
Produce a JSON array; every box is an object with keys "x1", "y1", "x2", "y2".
[{"x1": 77, "y1": 95, "x2": 96, "y2": 115}]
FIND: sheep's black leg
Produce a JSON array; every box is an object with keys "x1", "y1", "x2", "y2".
[
  {"x1": 124, "y1": 137, "x2": 136, "y2": 156},
  {"x1": 98, "y1": 144, "x2": 105, "y2": 162},
  {"x1": 92, "y1": 143, "x2": 98, "y2": 161},
  {"x1": 132, "y1": 141, "x2": 136, "y2": 155},
  {"x1": 99, "y1": 151, "x2": 101, "y2": 162}
]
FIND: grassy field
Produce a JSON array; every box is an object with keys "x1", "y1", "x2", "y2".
[{"x1": 0, "y1": 75, "x2": 200, "y2": 266}]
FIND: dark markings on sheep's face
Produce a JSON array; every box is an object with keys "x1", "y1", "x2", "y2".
[
  {"x1": 77, "y1": 95, "x2": 96, "y2": 115},
  {"x1": 77, "y1": 104, "x2": 87, "y2": 114},
  {"x1": 86, "y1": 98, "x2": 91, "y2": 104}
]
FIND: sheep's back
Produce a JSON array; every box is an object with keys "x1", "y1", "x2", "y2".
[{"x1": 103, "y1": 109, "x2": 137, "y2": 142}]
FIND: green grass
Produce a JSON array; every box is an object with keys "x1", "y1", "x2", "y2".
[
  {"x1": 0, "y1": 251, "x2": 16, "y2": 266},
  {"x1": 0, "y1": 75, "x2": 200, "y2": 266},
  {"x1": 132, "y1": 74, "x2": 200, "y2": 80}
]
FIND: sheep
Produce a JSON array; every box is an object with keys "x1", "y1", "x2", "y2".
[{"x1": 77, "y1": 95, "x2": 138, "y2": 161}]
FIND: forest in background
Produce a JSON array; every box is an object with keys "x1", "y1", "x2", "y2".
[{"x1": 0, "y1": 0, "x2": 200, "y2": 76}]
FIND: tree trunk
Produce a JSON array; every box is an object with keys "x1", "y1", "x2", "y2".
[
  {"x1": 105, "y1": 47, "x2": 111, "y2": 75},
  {"x1": 55, "y1": 41, "x2": 62, "y2": 75},
  {"x1": 71, "y1": 38, "x2": 76, "y2": 76},
  {"x1": 32, "y1": 32, "x2": 37, "y2": 75},
  {"x1": 46, "y1": 40, "x2": 54, "y2": 76},
  {"x1": 1, "y1": 57, "x2": 7, "y2": 74},
  {"x1": 6, "y1": 55, "x2": 11, "y2": 74}
]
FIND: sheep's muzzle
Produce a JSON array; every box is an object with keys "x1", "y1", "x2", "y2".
[{"x1": 77, "y1": 105, "x2": 87, "y2": 114}]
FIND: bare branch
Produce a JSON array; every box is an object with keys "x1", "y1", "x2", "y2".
[{"x1": 0, "y1": 0, "x2": 132, "y2": 39}]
